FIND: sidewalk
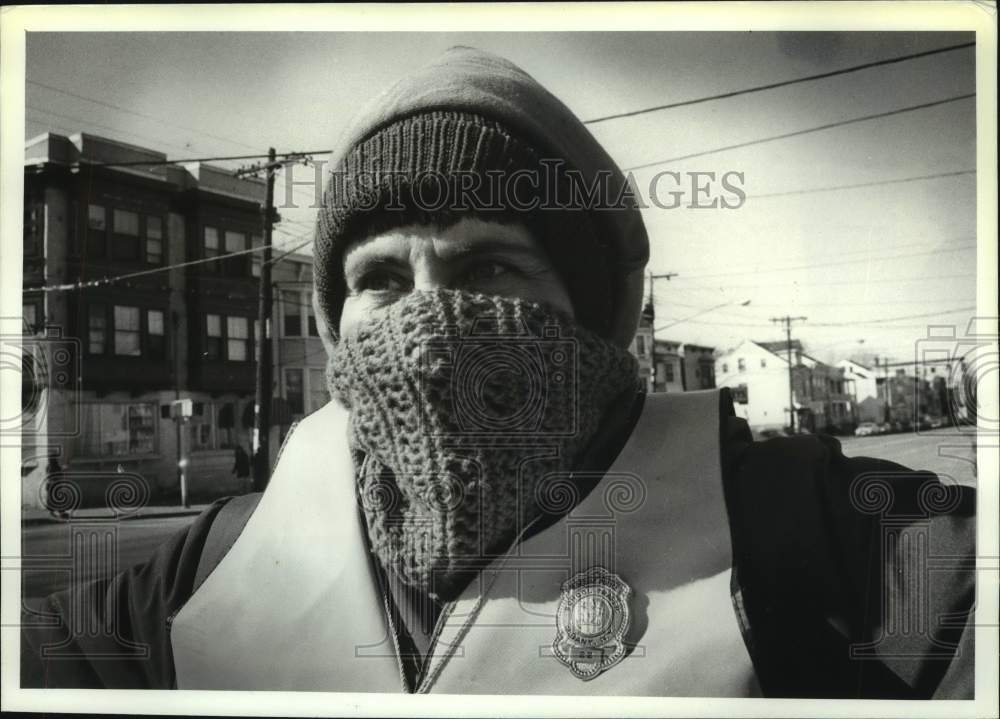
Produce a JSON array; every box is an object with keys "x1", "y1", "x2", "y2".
[{"x1": 21, "y1": 503, "x2": 211, "y2": 527}]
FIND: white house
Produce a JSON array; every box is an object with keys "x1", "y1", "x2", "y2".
[
  {"x1": 715, "y1": 340, "x2": 792, "y2": 432},
  {"x1": 836, "y1": 359, "x2": 880, "y2": 422}
]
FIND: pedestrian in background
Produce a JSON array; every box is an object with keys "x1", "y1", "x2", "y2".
[{"x1": 232, "y1": 444, "x2": 251, "y2": 494}]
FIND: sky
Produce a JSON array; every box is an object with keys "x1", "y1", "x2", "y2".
[{"x1": 23, "y1": 30, "x2": 978, "y2": 366}]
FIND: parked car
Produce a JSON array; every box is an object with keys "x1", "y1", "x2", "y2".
[{"x1": 854, "y1": 422, "x2": 879, "y2": 436}]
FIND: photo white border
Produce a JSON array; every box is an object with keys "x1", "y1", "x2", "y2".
[{"x1": 1, "y1": 3, "x2": 997, "y2": 717}]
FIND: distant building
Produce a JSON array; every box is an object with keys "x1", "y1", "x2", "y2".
[
  {"x1": 837, "y1": 359, "x2": 879, "y2": 422},
  {"x1": 682, "y1": 344, "x2": 716, "y2": 391},
  {"x1": 652, "y1": 339, "x2": 684, "y2": 393},
  {"x1": 628, "y1": 303, "x2": 655, "y2": 392},
  {"x1": 715, "y1": 339, "x2": 854, "y2": 435},
  {"x1": 272, "y1": 253, "x2": 328, "y2": 450},
  {"x1": 20, "y1": 131, "x2": 324, "y2": 510}
]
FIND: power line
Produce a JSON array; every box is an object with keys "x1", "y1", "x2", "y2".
[
  {"x1": 660, "y1": 235, "x2": 974, "y2": 276},
  {"x1": 621, "y1": 93, "x2": 975, "y2": 172},
  {"x1": 22, "y1": 243, "x2": 282, "y2": 293},
  {"x1": 673, "y1": 272, "x2": 973, "y2": 290},
  {"x1": 27, "y1": 78, "x2": 263, "y2": 152},
  {"x1": 27, "y1": 105, "x2": 219, "y2": 159},
  {"x1": 811, "y1": 306, "x2": 977, "y2": 327},
  {"x1": 747, "y1": 169, "x2": 976, "y2": 201},
  {"x1": 267, "y1": 238, "x2": 314, "y2": 267},
  {"x1": 27, "y1": 96, "x2": 323, "y2": 204},
  {"x1": 672, "y1": 243, "x2": 975, "y2": 281},
  {"x1": 584, "y1": 42, "x2": 975, "y2": 125}
]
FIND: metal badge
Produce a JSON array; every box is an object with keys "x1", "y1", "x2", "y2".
[{"x1": 552, "y1": 567, "x2": 632, "y2": 681}]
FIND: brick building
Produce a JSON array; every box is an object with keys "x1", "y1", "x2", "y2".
[{"x1": 20, "y1": 132, "x2": 325, "y2": 510}]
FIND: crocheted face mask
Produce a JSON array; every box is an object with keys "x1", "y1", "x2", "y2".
[{"x1": 327, "y1": 289, "x2": 639, "y2": 599}]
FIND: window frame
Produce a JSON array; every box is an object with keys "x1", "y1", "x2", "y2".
[
  {"x1": 145, "y1": 214, "x2": 164, "y2": 265},
  {"x1": 86, "y1": 203, "x2": 108, "y2": 259},
  {"x1": 204, "y1": 226, "x2": 221, "y2": 274},
  {"x1": 87, "y1": 303, "x2": 108, "y2": 355},
  {"x1": 282, "y1": 290, "x2": 303, "y2": 337},
  {"x1": 223, "y1": 230, "x2": 249, "y2": 277},
  {"x1": 111, "y1": 208, "x2": 141, "y2": 262},
  {"x1": 113, "y1": 305, "x2": 142, "y2": 357},
  {"x1": 75, "y1": 401, "x2": 158, "y2": 458},
  {"x1": 226, "y1": 316, "x2": 250, "y2": 362},
  {"x1": 146, "y1": 309, "x2": 167, "y2": 360},
  {"x1": 285, "y1": 367, "x2": 305, "y2": 416},
  {"x1": 205, "y1": 313, "x2": 223, "y2": 361}
]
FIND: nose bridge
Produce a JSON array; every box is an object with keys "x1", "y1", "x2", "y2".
[{"x1": 410, "y1": 235, "x2": 453, "y2": 291}]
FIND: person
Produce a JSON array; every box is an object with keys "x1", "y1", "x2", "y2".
[
  {"x1": 231, "y1": 443, "x2": 251, "y2": 493},
  {"x1": 21, "y1": 46, "x2": 974, "y2": 698}
]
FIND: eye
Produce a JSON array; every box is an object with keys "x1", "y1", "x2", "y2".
[
  {"x1": 463, "y1": 261, "x2": 511, "y2": 284},
  {"x1": 355, "y1": 269, "x2": 412, "y2": 293}
]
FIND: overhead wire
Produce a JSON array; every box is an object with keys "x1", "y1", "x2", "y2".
[
  {"x1": 621, "y1": 93, "x2": 975, "y2": 172},
  {"x1": 24, "y1": 242, "x2": 284, "y2": 293},
  {"x1": 747, "y1": 169, "x2": 976, "y2": 200},
  {"x1": 671, "y1": 243, "x2": 975, "y2": 281},
  {"x1": 583, "y1": 41, "x2": 974, "y2": 124}
]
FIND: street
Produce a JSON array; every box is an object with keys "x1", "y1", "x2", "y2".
[
  {"x1": 19, "y1": 430, "x2": 978, "y2": 602},
  {"x1": 20, "y1": 515, "x2": 194, "y2": 601},
  {"x1": 837, "y1": 428, "x2": 977, "y2": 487}
]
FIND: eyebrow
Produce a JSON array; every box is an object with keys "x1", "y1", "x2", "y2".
[
  {"x1": 436, "y1": 238, "x2": 546, "y2": 262},
  {"x1": 342, "y1": 254, "x2": 409, "y2": 280}
]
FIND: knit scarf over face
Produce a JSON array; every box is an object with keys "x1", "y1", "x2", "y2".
[{"x1": 327, "y1": 290, "x2": 639, "y2": 599}]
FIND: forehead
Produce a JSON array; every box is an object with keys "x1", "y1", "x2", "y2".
[{"x1": 342, "y1": 218, "x2": 542, "y2": 267}]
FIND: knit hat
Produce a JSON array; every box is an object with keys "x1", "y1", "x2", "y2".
[{"x1": 313, "y1": 46, "x2": 649, "y2": 349}]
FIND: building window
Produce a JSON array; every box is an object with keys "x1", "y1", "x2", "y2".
[
  {"x1": 204, "y1": 227, "x2": 221, "y2": 272},
  {"x1": 147, "y1": 309, "x2": 166, "y2": 360},
  {"x1": 188, "y1": 404, "x2": 214, "y2": 451},
  {"x1": 146, "y1": 215, "x2": 163, "y2": 265},
  {"x1": 87, "y1": 204, "x2": 107, "y2": 258},
  {"x1": 113, "y1": 305, "x2": 141, "y2": 356},
  {"x1": 224, "y1": 230, "x2": 248, "y2": 276},
  {"x1": 112, "y1": 209, "x2": 141, "y2": 261},
  {"x1": 251, "y1": 234, "x2": 263, "y2": 278},
  {"x1": 227, "y1": 316, "x2": 249, "y2": 361},
  {"x1": 22, "y1": 302, "x2": 40, "y2": 334},
  {"x1": 205, "y1": 314, "x2": 223, "y2": 360},
  {"x1": 737, "y1": 358, "x2": 746, "y2": 372},
  {"x1": 760, "y1": 358, "x2": 767, "y2": 368},
  {"x1": 285, "y1": 368, "x2": 304, "y2": 415},
  {"x1": 76, "y1": 402, "x2": 156, "y2": 457},
  {"x1": 307, "y1": 294, "x2": 319, "y2": 337},
  {"x1": 283, "y1": 291, "x2": 302, "y2": 337},
  {"x1": 722, "y1": 363, "x2": 728, "y2": 374},
  {"x1": 217, "y1": 402, "x2": 237, "y2": 449},
  {"x1": 665, "y1": 362, "x2": 675, "y2": 382},
  {"x1": 24, "y1": 202, "x2": 43, "y2": 257},
  {"x1": 309, "y1": 368, "x2": 328, "y2": 413},
  {"x1": 88, "y1": 304, "x2": 107, "y2": 354}
]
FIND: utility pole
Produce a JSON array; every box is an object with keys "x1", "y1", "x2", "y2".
[
  {"x1": 235, "y1": 148, "x2": 316, "y2": 490},
  {"x1": 237, "y1": 148, "x2": 277, "y2": 490},
  {"x1": 646, "y1": 272, "x2": 678, "y2": 326},
  {"x1": 770, "y1": 315, "x2": 807, "y2": 434}
]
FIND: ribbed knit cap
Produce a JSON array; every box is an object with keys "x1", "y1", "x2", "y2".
[{"x1": 314, "y1": 46, "x2": 649, "y2": 348}]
